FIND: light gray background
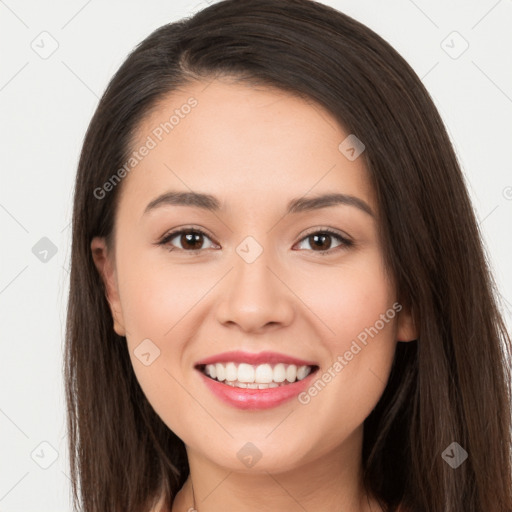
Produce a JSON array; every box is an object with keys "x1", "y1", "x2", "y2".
[{"x1": 1, "y1": 0, "x2": 511, "y2": 509}]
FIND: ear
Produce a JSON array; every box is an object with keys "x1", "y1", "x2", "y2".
[
  {"x1": 91, "y1": 237, "x2": 126, "y2": 337},
  {"x1": 396, "y1": 304, "x2": 418, "y2": 342}
]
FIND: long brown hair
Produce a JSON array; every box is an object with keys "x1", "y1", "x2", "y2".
[{"x1": 65, "y1": 1, "x2": 512, "y2": 510}]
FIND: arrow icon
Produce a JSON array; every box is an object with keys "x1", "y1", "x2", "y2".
[
  {"x1": 339, "y1": 134, "x2": 365, "y2": 161},
  {"x1": 134, "y1": 339, "x2": 161, "y2": 366},
  {"x1": 31, "y1": 441, "x2": 59, "y2": 469},
  {"x1": 236, "y1": 236, "x2": 263, "y2": 263},
  {"x1": 30, "y1": 31, "x2": 60, "y2": 60},
  {"x1": 32, "y1": 237, "x2": 58, "y2": 263},
  {"x1": 440, "y1": 31, "x2": 469, "y2": 60},
  {"x1": 237, "y1": 441, "x2": 262, "y2": 467},
  {"x1": 441, "y1": 441, "x2": 468, "y2": 468}
]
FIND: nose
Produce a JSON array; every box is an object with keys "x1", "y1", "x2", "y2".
[{"x1": 214, "y1": 243, "x2": 295, "y2": 333}]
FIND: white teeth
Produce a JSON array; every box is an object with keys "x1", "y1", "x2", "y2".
[
  {"x1": 297, "y1": 365, "x2": 309, "y2": 380},
  {"x1": 203, "y1": 362, "x2": 313, "y2": 386},
  {"x1": 215, "y1": 363, "x2": 225, "y2": 381},
  {"x1": 238, "y1": 363, "x2": 255, "y2": 383},
  {"x1": 225, "y1": 362, "x2": 237, "y2": 382},
  {"x1": 254, "y1": 364, "x2": 273, "y2": 383},
  {"x1": 251, "y1": 382, "x2": 280, "y2": 389},
  {"x1": 286, "y1": 365, "x2": 297, "y2": 382},
  {"x1": 273, "y1": 363, "x2": 286, "y2": 382}
]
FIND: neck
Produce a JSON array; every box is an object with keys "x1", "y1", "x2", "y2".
[{"x1": 171, "y1": 429, "x2": 381, "y2": 512}]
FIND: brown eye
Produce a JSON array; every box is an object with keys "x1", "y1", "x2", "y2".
[
  {"x1": 159, "y1": 229, "x2": 217, "y2": 252},
  {"x1": 158, "y1": 227, "x2": 352, "y2": 254},
  {"x1": 308, "y1": 233, "x2": 333, "y2": 251},
  {"x1": 178, "y1": 232, "x2": 205, "y2": 250},
  {"x1": 295, "y1": 229, "x2": 353, "y2": 254}
]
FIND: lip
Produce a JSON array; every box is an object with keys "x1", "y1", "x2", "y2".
[
  {"x1": 194, "y1": 350, "x2": 318, "y2": 367},
  {"x1": 194, "y1": 351, "x2": 320, "y2": 410},
  {"x1": 197, "y1": 369, "x2": 319, "y2": 410}
]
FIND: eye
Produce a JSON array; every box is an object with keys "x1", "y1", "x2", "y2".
[
  {"x1": 157, "y1": 228, "x2": 218, "y2": 252},
  {"x1": 294, "y1": 228, "x2": 353, "y2": 254},
  {"x1": 157, "y1": 227, "x2": 353, "y2": 255}
]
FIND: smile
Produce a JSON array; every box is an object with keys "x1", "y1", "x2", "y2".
[
  {"x1": 194, "y1": 351, "x2": 320, "y2": 410},
  {"x1": 200, "y1": 362, "x2": 316, "y2": 389}
]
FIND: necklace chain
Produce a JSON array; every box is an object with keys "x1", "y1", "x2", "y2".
[{"x1": 191, "y1": 480, "x2": 197, "y2": 512}]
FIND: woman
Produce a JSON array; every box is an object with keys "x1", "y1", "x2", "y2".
[{"x1": 65, "y1": 0, "x2": 512, "y2": 510}]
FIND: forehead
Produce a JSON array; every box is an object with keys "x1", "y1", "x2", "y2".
[{"x1": 119, "y1": 78, "x2": 374, "y2": 218}]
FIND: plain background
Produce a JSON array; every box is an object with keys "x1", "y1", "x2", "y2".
[{"x1": 1, "y1": 0, "x2": 511, "y2": 509}]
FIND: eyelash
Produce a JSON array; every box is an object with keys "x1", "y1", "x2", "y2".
[{"x1": 156, "y1": 226, "x2": 354, "y2": 256}]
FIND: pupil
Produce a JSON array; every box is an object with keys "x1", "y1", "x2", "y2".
[
  {"x1": 311, "y1": 233, "x2": 330, "y2": 250},
  {"x1": 182, "y1": 232, "x2": 202, "y2": 249}
]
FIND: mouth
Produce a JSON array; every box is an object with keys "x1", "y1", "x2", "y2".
[
  {"x1": 195, "y1": 353, "x2": 320, "y2": 411},
  {"x1": 196, "y1": 362, "x2": 319, "y2": 389},
  {"x1": 194, "y1": 351, "x2": 320, "y2": 410}
]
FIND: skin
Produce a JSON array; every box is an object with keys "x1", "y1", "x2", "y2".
[{"x1": 92, "y1": 78, "x2": 416, "y2": 512}]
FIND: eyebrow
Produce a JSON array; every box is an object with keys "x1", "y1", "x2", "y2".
[{"x1": 143, "y1": 190, "x2": 374, "y2": 217}]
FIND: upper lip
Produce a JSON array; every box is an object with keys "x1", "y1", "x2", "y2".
[{"x1": 195, "y1": 350, "x2": 318, "y2": 368}]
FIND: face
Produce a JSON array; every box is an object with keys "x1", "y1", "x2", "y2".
[{"x1": 92, "y1": 78, "x2": 415, "y2": 474}]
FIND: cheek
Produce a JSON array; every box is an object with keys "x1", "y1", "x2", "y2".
[
  {"x1": 116, "y1": 246, "x2": 215, "y2": 341},
  {"x1": 294, "y1": 250, "x2": 395, "y2": 346},
  {"x1": 293, "y1": 251, "x2": 398, "y2": 423},
  {"x1": 114, "y1": 249, "x2": 219, "y2": 427},
  {"x1": 115, "y1": 254, "x2": 203, "y2": 436}
]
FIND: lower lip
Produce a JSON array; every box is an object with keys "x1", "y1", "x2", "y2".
[{"x1": 197, "y1": 369, "x2": 318, "y2": 410}]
